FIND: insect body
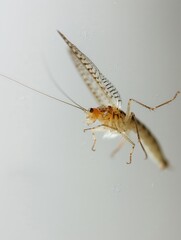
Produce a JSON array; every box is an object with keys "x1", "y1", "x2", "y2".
[
  {"x1": 57, "y1": 31, "x2": 179, "y2": 169},
  {"x1": 1, "y1": 31, "x2": 180, "y2": 169},
  {"x1": 86, "y1": 105, "x2": 170, "y2": 169}
]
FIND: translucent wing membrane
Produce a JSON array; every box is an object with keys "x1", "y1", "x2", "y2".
[
  {"x1": 70, "y1": 53, "x2": 118, "y2": 107},
  {"x1": 57, "y1": 31, "x2": 122, "y2": 108}
]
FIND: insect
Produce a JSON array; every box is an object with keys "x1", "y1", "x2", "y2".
[{"x1": 0, "y1": 31, "x2": 180, "y2": 169}]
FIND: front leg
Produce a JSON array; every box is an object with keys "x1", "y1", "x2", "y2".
[
  {"x1": 84, "y1": 124, "x2": 109, "y2": 151},
  {"x1": 84, "y1": 125, "x2": 136, "y2": 164}
]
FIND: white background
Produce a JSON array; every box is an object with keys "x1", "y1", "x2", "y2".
[{"x1": 0, "y1": 0, "x2": 180, "y2": 239}]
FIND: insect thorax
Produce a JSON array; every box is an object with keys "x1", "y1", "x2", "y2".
[{"x1": 86, "y1": 106, "x2": 126, "y2": 128}]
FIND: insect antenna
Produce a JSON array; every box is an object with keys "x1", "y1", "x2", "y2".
[
  {"x1": 42, "y1": 60, "x2": 87, "y2": 112},
  {"x1": 0, "y1": 73, "x2": 87, "y2": 112}
]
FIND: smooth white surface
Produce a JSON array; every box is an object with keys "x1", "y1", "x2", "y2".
[{"x1": 0, "y1": 1, "x2": 180, "y2": 239}]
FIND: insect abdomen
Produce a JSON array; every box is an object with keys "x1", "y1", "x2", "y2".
[{"x1": 131, "y1": 119, "x2": 169, "y2": 169}]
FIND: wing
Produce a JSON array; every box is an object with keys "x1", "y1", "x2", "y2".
[{"x1": 58, "y1": 31, "x2": 122, "y2": 108}]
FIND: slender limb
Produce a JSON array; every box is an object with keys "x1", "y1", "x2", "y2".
[
  {"x1": 127, "y1": 142, "x2": 135, "y2": 164},
  {"x1": 84, "y1": 124, "x2": 135, "y2": 164},
  {"x1": 126, "y1": 91, "x2": 180, "y2": 118},
  {"x1": 132, "y1": 113, "x2": 148, "y2": 159},
  {"x1": 84, "y1": 125, "x2": 105, "y2": 152},
  {"x1": 91, "y1": 131, "x2": 96, "y2": 151},
  {"x1": 84, "y1": 124, "x2": 107, "y2": 132},
  {"x1": 111, "y1": 138, "x2": 126, "y2": 157}
]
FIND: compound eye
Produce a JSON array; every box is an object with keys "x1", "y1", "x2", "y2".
[{"x1": 89, "y1": 108, "x2": 94, "y2": 113}]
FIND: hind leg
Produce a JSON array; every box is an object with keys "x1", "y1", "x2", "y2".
[{"x1": 125, "y1": 91, "x2": 180, "y2": 120}]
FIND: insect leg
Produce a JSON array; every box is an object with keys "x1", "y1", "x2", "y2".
[
  {"x1": 111, "y1": 138, "x2": 126, "y2": 157},
  {"x1": 126, "y1": 91, "x2": 180, "y2": 118},
  {"x1": 120, "y1": 132, "x2": 135, "y2": 164},
  {"x1": 84, "y1": 125, "x2": 135, "y2": 164},
  {"x1": 84, "y1": 124, "x2": 106, "y2": 151},
  {"x1": 91, "y1": 131, "x2": 96, "y2": 151},
  {"x1": 131, "y1": 113, "x2": 148, "y2": 159},
  {"x1": 84, "y1": 124, "x2": 106, "y2": 132}
]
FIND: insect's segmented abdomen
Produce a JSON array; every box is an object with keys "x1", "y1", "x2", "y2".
[{"x1": 131, "y1": 118, "x2": 169, "y2": 169}]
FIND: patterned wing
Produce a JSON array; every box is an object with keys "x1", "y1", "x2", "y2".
[{"x1": 58, "y1": 31, "x2": 122, "y2": 108}]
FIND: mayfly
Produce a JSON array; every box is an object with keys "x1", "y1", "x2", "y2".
[{"x1": 0, "y1": 31, "x2": 180, "y2": 169}]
